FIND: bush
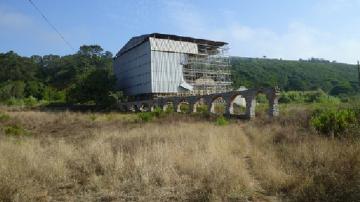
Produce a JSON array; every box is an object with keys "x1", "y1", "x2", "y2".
[
  {"x1": 279, "y1": 90, "x2": 341, "y2": 104},
  {"x1": 0, "y1": 113, "x2": 10, "y2": 122},
  {"x1": 310, "y1": 108, "x2": 357, "y2": 138},
  {"x1": 24, "y1": 96, "x2": 38, "y2": 107},
  {"x1": 196, "y1": 104, "x2": 208, "y2": 113},
  {"x1": 5, "y1": 97, "x2": 24, "y2": 106},
  {"x1": 137, "y1": 112, "x2": 154, "y2": 122},
  {"x1": 4, "y1": 124, "x2": 28, "y2": 136},
  {"x1": 43, "y1": 87, "x2": 66, "y2": 102},
  {"x1": 215, "y1": 115, "x2": 229, "y2": 126}
]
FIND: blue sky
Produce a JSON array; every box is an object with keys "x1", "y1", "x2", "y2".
[{"x1": 1, "y1": 0, "x2": 360, "y2": 63}]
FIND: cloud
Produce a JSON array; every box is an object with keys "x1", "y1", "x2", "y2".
[
  {"x1": 0, "y1": 7, "x2": 33, "y2": 30},
  {"x1": 162, "y1": 1, "x2": 360, "y2": 64},
  {"x1": 0, "y1": 6, "x2": 74, "y2": 55}
]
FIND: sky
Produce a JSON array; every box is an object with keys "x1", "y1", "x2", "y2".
[{"x1": 1, "y1": 0, "x2": 360, "y2": 64}]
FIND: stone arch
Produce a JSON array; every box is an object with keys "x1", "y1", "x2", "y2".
[
  {"x1": 176, "y1": 100, "x2": 190, "y2": 113},
  {"x1": 140, "y1": 102, "x2": 151, "y2": 112},
  {"x1": 162, "y1": 101, "x2": 175, "y2": 112},
  {"x1": 192, "y1": 97, "x2": 208, "y2": 113},
  {"x1": 228, "y1": 93, "x2": 247, "y2": 115},
  {"x1": 209, "y1": 96, "x2": 227, "y2": 114},
  {"x1": 129, "y1": 104, "x2": 140, "y2": 112},
  {"x1": 150, "y1": 103, "x2": 160, "y2": 112},
  {"x1": 254, "y1": 88, "x2": 279, "y2": 117}
]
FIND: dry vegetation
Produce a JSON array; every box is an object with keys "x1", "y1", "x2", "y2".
[{"x1": 0, "y1": 107, "x2": 359, "y2": 202}]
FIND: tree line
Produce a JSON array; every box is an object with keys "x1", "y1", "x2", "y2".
[
  {"x1": 0, "y1": 46, "x2": 358, "y2": 106},
  {"x1": 0, "y1": 45, "x2": 122, "y2": 106},
  {"x1": 231, "y1": 57, "x2": 359, "y2": 96}
]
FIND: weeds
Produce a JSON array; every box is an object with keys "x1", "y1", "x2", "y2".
[
  {"x1": 215, "y1": 115, "x2": 229, "y2": 126},
  {"x1": 0, "y1": 107, "x2": 358, "y2": 201},
  {"x1": 310, "y1": 108, "x2": 358, "y2": 138},
  {"x1": 4, "y1": 124, "x2": 29, "y2": 136},
  {"x1": 0, "y1": 112, "x2": 10, "y2": 122}
]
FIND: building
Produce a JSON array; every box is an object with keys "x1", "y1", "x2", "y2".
[{"x1": 113, "y1": 33, "x2": 232, "y2": 99}]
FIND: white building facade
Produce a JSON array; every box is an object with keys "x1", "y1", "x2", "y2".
[{"x1": 113, "y1": 33, "x2": 232, "y2": 98}]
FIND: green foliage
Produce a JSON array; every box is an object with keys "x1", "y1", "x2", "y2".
[
  {"x1": 256, "y1": 94, "x2": 268, "y2": 103},
  {"x1": 0, "y1": 81, "x2": 25, "y2": 100},
  {"x1": 231, "y1": 57, "x2": 358, "y2": 94},
  {"x1": 310, "y1": 108, "x2": 357, "y2": 138},
  {"x1": 196, "y1": 104, "x2": 208, "y2": 113},
  {"x1": 179, "y1": 103, "x2": 189, "y2": 112},
  {"x1": 25, "y1": 81, "x2": 45, "y2": 99},
  {"x1": 0, "y1": 112, "x2": 10, "y2": 122},
  {"x1": 0, "y1": 45, "x2": 118, "y2": 106},
  {"x1": 3, "y1": 124, "x2": 28, "y2": 136},
  {"x1": 23, "y1": 96, "x2": 38, "y2": 107},
  {"x1": 5, "y1": 98, "x2": 24, "y2": 106},
  {"x1": 137, "y1": 107, "x2": 169, "y2": 122},
  {"x1": 215, "y1": 115, "x2": 229, "y2": 126},
  {"x1": 279, "y1": 90, "x2": 340, "y2": 104},
  {"x1": 329, "y1": 82, "x2": 353, "y2": 96},
  {"x1": 137, "y1": 112, "x2": 154, "y2": 122},
  {"x1": 67, "y1": 68, "x2": 116, "y2": 105},
  {"x1": 43, "y1": 87, "x2": 65, "y2": 102},
  {"x1": 0, "y1": 51, "x2": 38, "y2": 83}
]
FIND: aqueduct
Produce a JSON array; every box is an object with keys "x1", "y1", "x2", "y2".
[{"x1": 118, "y1": 87, "x2": 280, "y2": 119}]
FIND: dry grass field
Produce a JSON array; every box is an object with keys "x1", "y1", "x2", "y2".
[{"x1": 0, "y1": 107, "x2": 359, "y2": 202}]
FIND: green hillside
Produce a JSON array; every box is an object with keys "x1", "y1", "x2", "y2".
[{"x1": 231, "y1": 57, "x2": 359, "y2": 95}]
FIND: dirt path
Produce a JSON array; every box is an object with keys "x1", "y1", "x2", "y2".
[{"x1": 240, "y1": 127, "x2": 280, "y2": 202}]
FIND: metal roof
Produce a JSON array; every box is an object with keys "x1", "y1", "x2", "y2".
[{"x1": 115, "y1": 33, "x2": 228, "y2": 57}]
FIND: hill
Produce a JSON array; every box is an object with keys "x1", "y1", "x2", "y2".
[{"x1": 231, "y1": 57, "x2": 359, "y2": 95}]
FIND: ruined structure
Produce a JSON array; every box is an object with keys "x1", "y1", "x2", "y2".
[
  {"x1": 114, "y1": 34, "x2": 279, "y2": 118},
  {"x1": 118, "y1": 87, "x2": 280, "y2": 119}
]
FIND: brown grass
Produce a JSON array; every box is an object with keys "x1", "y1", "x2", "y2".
[{"x1": 0, "y1": 108, "x2": 359, "y2": 202}]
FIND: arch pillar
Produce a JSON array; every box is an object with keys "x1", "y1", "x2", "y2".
[
  {"x1": 208, "y1": 100, "x2": 215, "y2": 114},
  {"x1": 245, "y1": 96, "x2": 256, "y2": 119},
  {"x1": 224, "y1": 97, "x2": 234, "y2": 116},
  {"x1": 189, "y1": 102, "x2": 196, "y2": 113},
  {"x1": 268, "y1": 95, "x2": 279, "y2": 117},
  {"x1": 176, "y1": 103, "x2": 182, "y2": 113}
]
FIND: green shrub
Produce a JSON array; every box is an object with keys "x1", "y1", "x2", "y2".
[
  {"x1": 5, "y1": 97, "x2": 24, "y2": 106},
  {"x1": 4, "y1": 124, "x2": 28, "y2": 136},
  {"x1": 179, "y1": 103, "x2": 189, "y2": 112},
  {"x1": 215, "y1": 115, "x2": 229, "y2": 126},
  {"x1": 24, "y1": 96, "x2": 38, "y2": 107},
  {"x1": 152, "y1": 107, "x2": 166, "y2": 118},
  {"x1": 279, "y1": 90, "x2": 341, "y2": 104},
  {"x1": 43, "y1": 87, "x2": 66, "y2": 102},
  {"x1": 256, "y1": 94, "x2": 268, "y2": 103},
  {"x1": 310, "y1": 108, "x2": 357, "y2": 137},
  {"x1": 137, "y1": 112, "x2": 154, "y2": 122},
  {"x1": 196, "y1": 104, "x2": 208, "y2": 113},
  {"x1": 0, "y1": 113, "x2": 10, "y2": 122}
]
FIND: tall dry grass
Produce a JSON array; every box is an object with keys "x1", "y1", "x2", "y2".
[
  {"x1": 0, "y1": 111, "x2": 258, "y2": 201},
  {"x1": 0, "y1": 109, "x2": 359, "y2": 201},
  {"x1": 243, "y1": 112, "x2": 360, "y2": 201}
]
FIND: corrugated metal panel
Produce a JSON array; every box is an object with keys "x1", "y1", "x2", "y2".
[
  {"x1": 151, "y1": 51, "x2": 187, "y2": 93},
  {"x1": 149, "y1": 38, "x2": 198, "y2": 54},
  {"x1": 113, "y1": 41, "x2": 152, "y2": 96}
]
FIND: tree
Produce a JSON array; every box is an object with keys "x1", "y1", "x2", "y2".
[
  {"x1": 78, "y1": 45, "x2": 104, "y2": 57},
  {"x1": 67, "y1": 68, "x2": 117, "y2": 105},
  {"x1": 330, "y1": 83, "x2": 353, "y2": 96}
]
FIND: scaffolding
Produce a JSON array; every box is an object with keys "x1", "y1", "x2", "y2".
[{"x1": 182, "y1": 44, "x2": 232, "y2": 95}]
